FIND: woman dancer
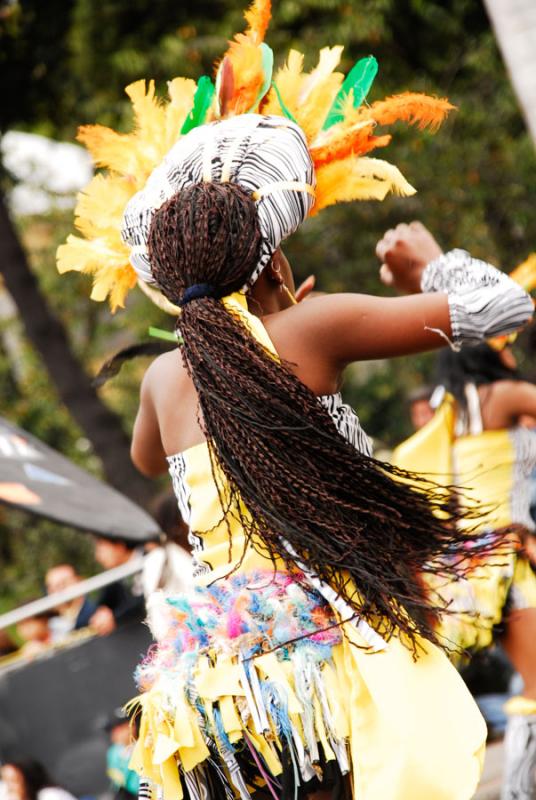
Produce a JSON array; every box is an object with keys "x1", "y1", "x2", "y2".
[
  {"x1": 435, "y1": 343, "x2": 536, "y2": 800},
  {"x1": 388, "y1": 223, "x2": 536, "y2": 800},
  {"x1": 118, "y1": 113, "x2": 533, "y2": 799},
  {"x1": 56, "y1": 5, "x2": 533, "y2": 798}
]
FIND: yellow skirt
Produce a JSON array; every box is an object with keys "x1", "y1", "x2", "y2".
[{"x1": 129, "y1": 569, "x2": 485, "y2": 800}]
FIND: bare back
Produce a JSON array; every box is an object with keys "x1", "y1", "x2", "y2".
[
  {"x1": 144, "y1": 306, "x2": 343, "y2": 458},
  {"x1": 141, "y1": 288, "x2": 452, "y2": 462}
]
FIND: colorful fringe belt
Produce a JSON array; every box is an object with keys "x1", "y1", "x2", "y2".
[{"x1": 131, "y1": 570, "x2": 352, "y2": 800}]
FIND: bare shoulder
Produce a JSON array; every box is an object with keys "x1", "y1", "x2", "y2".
[
  {"x1": 482, "y1": 379, "x2": 536, "y2": 424},
  {"x1": 488, "y1": 379, "x2": 535, "y2": 400},
  {"x1": 141, "y1": 348, "x2": 187, "y2": 394},
  {"x1": 264, "y1": 293, "x2": 369, "y2": 339}
]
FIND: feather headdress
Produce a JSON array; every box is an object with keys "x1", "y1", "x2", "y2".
[{"x1": 57, "y1": 0, "x2": 454, "y2": 311}]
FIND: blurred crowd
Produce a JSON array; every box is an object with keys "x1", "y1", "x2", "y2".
[
  {"x1": 0, "y1": 494, "x2": 191, "y2": 800},
  {"x1": 0, "y1": 494, "x2": 192, "y2": 663},
  {"x1": 0, "y1": 705, "x2": 140, "y2": 800}
]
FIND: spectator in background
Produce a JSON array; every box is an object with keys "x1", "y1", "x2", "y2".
[
  {"x1": 407, "y1": 385, "x2": 434, "y2": 431},
  {"x1": 0, "y1": 759, "x2": 77, "y2": 800},
  {"x1": 105, "y1": 708, "x2": 139, "y2": 800},
  {"x1": 90, "y1": 537, "x2": 145, "y2": 636},
  {"x1": 45, "y1": 565, "x2": 97, "y2": 642},
  {"x1": 15, "y1": 608, "x2": 53, "y2": 659},
  {"x1": 0, "y1": 630, "x2": 17, "y2": 659}
]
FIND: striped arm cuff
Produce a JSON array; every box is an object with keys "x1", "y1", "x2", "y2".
[{"x1": 421, "y1": 249, "x2": 533, "y2": 347}]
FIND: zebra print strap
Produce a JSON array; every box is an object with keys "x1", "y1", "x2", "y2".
[
  {"x1": 137, "y1": 778, "x2": 152, "y2": 800},
  {"x1": 421, "y1": 249, "x2": 533, "y2": 348}
]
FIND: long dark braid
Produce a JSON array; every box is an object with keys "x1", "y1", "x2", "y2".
[{"x1": 148, "y1": 182, "x2": 497, "y2": 654}]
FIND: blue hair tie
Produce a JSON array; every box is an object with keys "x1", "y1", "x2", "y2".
[{"x1": 179, "y1": 283, "x2": 221, "y2": 306}]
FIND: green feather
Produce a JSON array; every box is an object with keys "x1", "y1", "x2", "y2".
[
  {"x1": 323, "y1": 55, "x2": 378, "y2": 130},
  {"x1": 149, "y1": 326, "x2": 183, "y2": 344},
  {"x1": 271, "y1": 81, "x2": 298, "y2": 123},
  {"x1": 246, "y1": 43, "x2": 274, "y2": 112},
  {"x1": 181, "y1": 76, "x2": 215, "y2": 134}
]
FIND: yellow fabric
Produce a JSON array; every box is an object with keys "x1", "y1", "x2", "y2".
[
  {"x1": 454, "y1": 429, "x2": 515, "y2": 530},
  {"x1": 441, "y1": 419, "x2": 536, "y2": 647},
  {"x1": 392, "y1": 400, "x2": 536, "y2": 656},
  {"x1": 504, "y1": 696, "x2": 536, "y2": 717},
  {"x1": 391, "y1": 394, "x2": 456, "y2": 519},
  {"x1": 391, "y1": 393, "x2": 455, "y2": 484},
  {"x1": 133, "y1": 297, "x2": 486, "y2": 799}
]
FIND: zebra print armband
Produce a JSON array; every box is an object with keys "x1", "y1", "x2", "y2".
[{"x1": 421, "y1": 249, "x2": 533, "y2": 348}]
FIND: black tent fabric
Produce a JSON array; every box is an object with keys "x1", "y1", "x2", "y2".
[
  {"x1": 0, "y1": 620, "x2": 152, "y2": 796},
  {"x1": 0, "y1": 416, "x2": 159, "y2": 541}
]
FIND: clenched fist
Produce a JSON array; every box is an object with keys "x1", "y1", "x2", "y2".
[{"x1": 376, "y1": 221, "x2": 443, "y2": 294}]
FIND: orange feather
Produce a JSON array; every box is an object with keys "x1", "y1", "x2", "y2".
[
  {"x1": 226, "y1": 35, "x2": 264, "y2": 114},
  {"x1": 311, "y1": 122, "x2": 392, "y2": 167},
  {"x1": 243, "y1": 0, "x2": 271, "y2": 44},
  {"x1": 363, "y1": 93, "x2": 455, "y2": 131},
  {"x1": 219, "y1": 0, "x2": 271, "y2": 116}
]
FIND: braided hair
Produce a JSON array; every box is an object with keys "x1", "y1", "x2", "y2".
[{"x1": 148, "y1": 181, "x2": 493, "y2": 654}]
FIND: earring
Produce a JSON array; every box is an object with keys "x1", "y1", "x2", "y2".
[
  {"x1": 282, "y1": 283, "x2": 297, "y2": 305},
  {"x1": 272, "y1": 262, "x2": 297, "y2": 305}
]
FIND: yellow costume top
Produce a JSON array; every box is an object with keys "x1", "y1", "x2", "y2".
[{"x1": 130, "y1": 297, "x2": 486, "y2": 800}]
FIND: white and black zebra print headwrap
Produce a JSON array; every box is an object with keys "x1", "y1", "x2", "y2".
[{"x1": 121, "y1": 114, "x2": 316, "y2": 288}]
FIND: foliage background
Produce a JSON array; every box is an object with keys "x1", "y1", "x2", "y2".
[{"x1": 1, "y1": 0, "x2": 535, "y2": 609}]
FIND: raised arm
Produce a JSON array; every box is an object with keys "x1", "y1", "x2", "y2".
[
  {"x1": 292, "y1": 222, "x2": 533, "y2": 368},
  {"x1": 378, "y1": 221, "x2": 533, "y2": 346}
]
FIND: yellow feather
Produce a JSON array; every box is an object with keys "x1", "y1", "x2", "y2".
[
  {"x1": 78, "y1": 81, "x2": 175, "y2": 187},
  {"x1": 296, "y1": 71, "x2": 343, "y2": 141},
  {"x1": 57, "y1": 233, "x2": 135, "y2": 310},
  {"x1": 95, "y1": 264, "x2": 138, "y2": 311},
  {"x1": 74, "y1": 174, "x2": 135, "y2": 238},
  {"x1": 314, "y1": 156, "x2": 415, "y2": 214},
  {"x1": 348, "y1": 157, "x2": 416, "y2": 194},
  {"x1": 263, "y1": 49, "x2": 304, "y2": 117},
  {"x1": 165, "y1": 78, "x2": 197, "y2": 150},
  {"x1": 125, "y1": 80, "x2": 173, "y2": 175},
  {"x1": 126, "y1": 80, "x2": 166, "y2": 141},
  {"x1": 510, "y1": 253, "x2": 536, "y2": 293},
  {"x1": 67, "y1": 78, "x2": 198, "y2": 310},
  {"x1": 290, "y1": 47, "x2": 344, "y2": 140},
  {"x1": 77, "y1": 125, "x2": 139, "y2": 178},
  {"x1": 299, "y1": 46, "x2": 343, "y2": 104},
  {"x1": 56, "y1": 232, "x2": 130, "y2": 276}
]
